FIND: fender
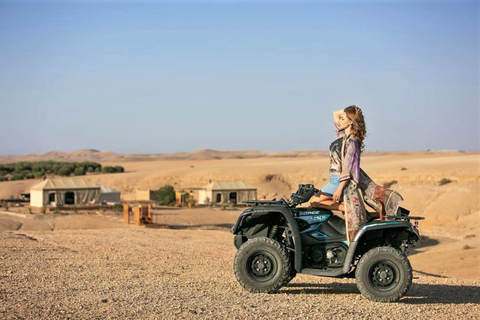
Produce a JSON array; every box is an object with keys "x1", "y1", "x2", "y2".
[
  {"x1": 341, "y1": 220, "x2": 420, "y2": 274},
  {"x1": 231, "y1": 205, "x2": 304, "y2": 273}
]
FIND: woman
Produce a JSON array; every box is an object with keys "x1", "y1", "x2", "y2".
[{"x1": 310, "y1": 105, "x2": 403, "y2": 243}]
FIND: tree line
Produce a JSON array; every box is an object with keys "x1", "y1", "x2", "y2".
[{"x1": 0, "y1": 161, "x2": 124, "y2": 181}]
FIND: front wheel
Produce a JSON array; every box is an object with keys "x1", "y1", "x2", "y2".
[
  {"x1": 233, "y1": 237, "x2": 291, "y2": 293},
  {"x1": 356, "y1": 246, "x2": 413, "y2": 302}
]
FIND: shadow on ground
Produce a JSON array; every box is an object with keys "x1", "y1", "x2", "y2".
[
  {"x1": 146, "y1": 223, "x2": 234, "y2": 230},
  {"x1": 407, "y1": 236, "x2": 440, "y2": 255},
  {"x1": 283, "y1": 281, "x2": 479, "y2": 304}
]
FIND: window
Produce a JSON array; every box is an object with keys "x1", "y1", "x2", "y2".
[
  {"x1": 229, "y1": 192, "x2": 237, "y2": 204},
  {"x1": 65, "y1": 192, "x2": 75, "y2": 205},
  {"x1": 215, "y1": 193, "x2": 222, "y2": 203},
  {"x1": 48, "y1": 193, "x2": 55, "y2": 204}
]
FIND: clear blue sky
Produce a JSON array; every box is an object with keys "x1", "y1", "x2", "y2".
[{"x1": 0, "y1": 0, "x2": 478, "y2": 155}]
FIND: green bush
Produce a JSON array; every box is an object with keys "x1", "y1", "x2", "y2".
[
  {"x1": 102, "y1": 166, "x2": 125, "y2": 174},
  {"x1": 57, "y1": 166, "x2": 72, "y2": 176},
  {"x1": 25, "y1": 173, "x2": 35, "y2": 179},
  {"x1": 74, "y1": 167, "x2": 86, "y2": 176},
  {"x1": 11, "y1": 173, "x2": 25, "y2": 181},
  {"x1": 157, "y1": 185, "x2": 176, "y2": 206},
  {"x1": 102, "y1": 166, "x2": 115, "y2": 173},
  {"x1": 34, "y1": 172, "x2": 45, "y2": 179},
  {"x1": 0, "y1": 176, "x2": 8, "y2": 182}
]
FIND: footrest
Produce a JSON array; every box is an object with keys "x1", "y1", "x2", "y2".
[{"x1": 385, "y1": 215, "x2": 425, "y2": 221}]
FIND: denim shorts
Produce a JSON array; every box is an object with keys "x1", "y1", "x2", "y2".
[{"x1": 321, "y1": 174, "x2": 340, "y2": 197}]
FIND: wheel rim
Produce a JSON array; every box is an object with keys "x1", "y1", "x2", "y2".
[
  {"x1": 368, "y1": 260, "x2": 399, "y2": 291},
  {"x1": 248, "y1": 252, "x2": 276, "y2": 281}
]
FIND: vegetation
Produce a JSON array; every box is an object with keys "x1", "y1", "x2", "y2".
[
  {"x1": 383, "y1": 180, "x2": 398, "y2": 188},
  {"x1": 157, "y1": 185, "x2": 176, "y2": 206},
  {"x1": 102, "y1": 166, "x2": 125, "y2": 174},
  {"x1": 439, "y1": 178, "x2": 452, "y2": 186},
  {"x1": 0, "y1": 161, "x2": 125, "y2": 181}
]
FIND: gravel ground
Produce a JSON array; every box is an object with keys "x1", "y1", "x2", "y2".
[{"x1": 1, "y1": 221, "x2": 480, "y2": 319}]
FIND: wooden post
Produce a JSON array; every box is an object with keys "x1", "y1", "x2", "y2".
[
  {"x1": 133, "y1": 206, "x2": 142, "y2": 226},
  {"x1": 147, "y1": 204, "x2": 152, "y2": 223},
  {"x1": 123, "y1": 204, "x2": 130, "y2": 224}
]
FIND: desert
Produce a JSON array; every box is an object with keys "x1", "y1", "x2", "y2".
[{"x1": 1, "y1": 149, "x2": 479, "y2": 319}]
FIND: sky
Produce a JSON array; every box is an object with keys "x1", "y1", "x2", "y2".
[{"x1": 0, "y1": 0, "x2": 478, "y2": 155}]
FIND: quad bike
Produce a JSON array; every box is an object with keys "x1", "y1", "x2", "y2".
[{"x1": 231, "y1": 184, "x2": 423, "y2": 302}]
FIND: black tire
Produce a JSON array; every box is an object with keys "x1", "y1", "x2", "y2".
[
  {"x1": 283, "y1": 252, "x2": 297, "y2": 285},
  {"x1": 283, "y1": 268, "x2": 297, "y2": 286},
  {"x1": 356, "y1": 246, "x2": 413, "y2": 302},
  {"x1": 233, "y1": 237, "x2": 291, "y2": 293}
]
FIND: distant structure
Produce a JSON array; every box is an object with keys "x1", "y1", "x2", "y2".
[
  {"x1": 30, "y1": 178, "x2": 121, "y2": 208},
  {"x1": 135, "y1": 189, "x2": 159, "y2": 202},
  {"x1": 99, "y1": 185, "x2": 121, "y2": 204},
  {"x1": 30, "y1": 178, "x2": 101, "y2": 208},
  {"x1": 198, "y1": 181, "x2": 257, "y2": 205}
]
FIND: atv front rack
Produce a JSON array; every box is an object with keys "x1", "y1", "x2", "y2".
[{"x1": 242, "y1": 199, "x2": 288, "y2": 206}]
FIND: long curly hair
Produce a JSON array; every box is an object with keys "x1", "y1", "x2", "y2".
[{"x1": 344, "y1": 105, "x2": 367, "y2": 152}]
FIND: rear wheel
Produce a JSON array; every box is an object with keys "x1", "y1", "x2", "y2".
[
  {"x1": 234, "y1": 237, "x2": 291, "y2": 293},
  {"x1": 356, "y1": 246, "x2": 412, "y2": 302}
]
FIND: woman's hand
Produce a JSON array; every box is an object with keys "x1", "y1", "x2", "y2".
[
  {"x1": 333, "y1": 180, "x2": 348, "y2": 203},
  {"x1": 332, "y1": 188, "x2": 342, "y2": 203}
]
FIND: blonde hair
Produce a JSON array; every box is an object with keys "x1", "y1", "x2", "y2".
[{"x1": 344, "y1": 105, "x2": 367, "y2": 152}]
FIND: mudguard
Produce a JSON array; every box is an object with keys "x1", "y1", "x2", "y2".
[
  {"x1": 231, "y1": 205, "x2": 304, "y2": 273},
  {"x1": 342, "y1": 219, "x2": 421, "y2": 274}
]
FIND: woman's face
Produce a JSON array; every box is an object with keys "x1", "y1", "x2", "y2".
[{"x1": 337, "y1": 112, "x2": 352, "y2": 130}]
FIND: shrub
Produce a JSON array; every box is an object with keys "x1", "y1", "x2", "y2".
[
  {"x1": 11, "y1": 173, "x2": 25, "y2": 181},
  {"x1": 34, "y1": 172, "x2": 45, "y2": 179},
  {"x1": 383, "y1": 180, "x2": 398, "y2": 188},
  {"x1": 102, "y1": 166, "x2": 125, "y2": 173},
  {"x1": 57, "y1": 166, "x2": 72, "y2": 176},
  {"x1": 439, "y1": 178, "x2": 452, "y2": 186},
  {"x1": 102, "y1": 166, "x2": 115, "y2": 173},
  {"x1": 25, "y1": 173, "x2": 35, "y2": 179},
  {"x1": 0, "y1": 176, "x2": 8, "y2": 182},
  {"x1": 74, "y1": 167, "x2": 86, "y2": 176},
  {"x1": 264, "y1": 174, "x2": 280, "y2": 182},
  {"x1": 157, "y1": 185, "x2": 176, "y2": 206}
]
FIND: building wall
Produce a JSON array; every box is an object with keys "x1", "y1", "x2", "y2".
[
  {"x1": 198, "y1": 189, "x2": 209, "y2": 205},
  {"x1": 100, "y1": 192, "x2": 121, "y2": 203},
  {"x1": 197, "y1": 189, "x2": 257, "y2": 205},
  {"x1": 30, "y1": 190, "x2": 44, "y2": 208}
]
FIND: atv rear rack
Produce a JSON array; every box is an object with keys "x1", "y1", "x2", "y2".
[{"x1": 385, "y1": 216, "x2": 425, "y2": 221}]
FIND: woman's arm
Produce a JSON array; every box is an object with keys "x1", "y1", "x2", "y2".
[
  {"x1": 333, "y1": 109, "x2": 345, "y2": 136},
  {"x1": 340, "y1": 139, "x2": 360, "y2": 183},
  {"x1": 333, "y1": 138, "x2": 361, "y2": 202},
  {"x1": 332, "y1": 180, "x2": 348, "y2": 203},
  {"x1": 333, "y1": 109, "x2": 344, "y2": 123}
]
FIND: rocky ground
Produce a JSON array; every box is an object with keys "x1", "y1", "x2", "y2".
[{"x1": 1, "y1": 209, "x2": 479, "y2": 319}]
